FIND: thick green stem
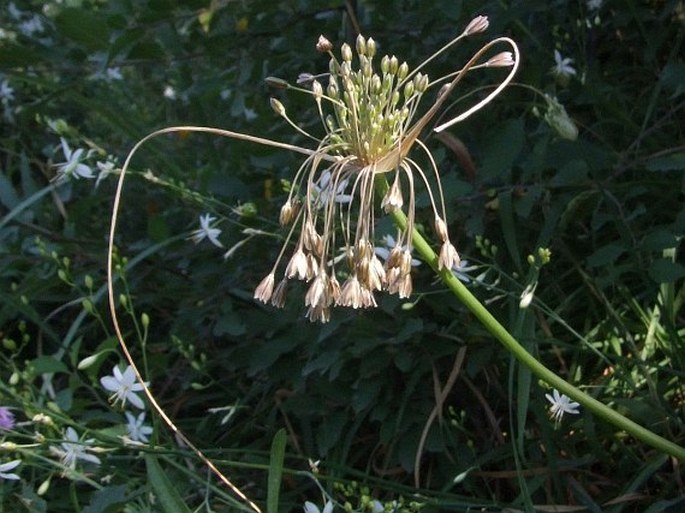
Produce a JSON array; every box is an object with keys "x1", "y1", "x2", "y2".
[{"x1": 377, "y1": 178, "x2": 685, "y2": 462}]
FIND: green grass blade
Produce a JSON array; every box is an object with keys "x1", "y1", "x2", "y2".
[
  {"x1": 145, "y1": 455, "x2": 192, "y2": 513},
  {"x1": 267, "y1": 428, "x2": 287, "y2": 513}
]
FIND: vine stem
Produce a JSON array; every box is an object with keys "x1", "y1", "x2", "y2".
[{"x1": 376, "y1": 176, "x2": 685, "y2": 462}]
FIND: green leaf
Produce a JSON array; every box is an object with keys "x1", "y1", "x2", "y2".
[
  {"x1": 28, "y1": 355, "x2": 68, "y2": 376},
  {"x1": 267, "y1": 429, "x2": 287, "y2": 513},
  {"x1": 586, "y1": 244, "x2": 625, "y2": 268},
  {"x1": 54, "y1": 8, "x2": 112, "y2": 51},
  {"x1": 145, "y1": 455, "x2": 192, "y2": 513},
  {"x1": 645, "y1": 153, "x2": 685, "y2": 172},
  {"x1": 82, "y1": 485, "x2": 128, "y2": 513},
  {"x1": 480, "y1": 119, "x2": 525, "y2": 180},
  {"x1": 648, "y1": 259, "x2": 685, "y2": 283}
]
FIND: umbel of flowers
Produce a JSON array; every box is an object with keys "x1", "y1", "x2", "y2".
[{"x1": 254, "y1": 17, "x2": 518, "y2": 322}]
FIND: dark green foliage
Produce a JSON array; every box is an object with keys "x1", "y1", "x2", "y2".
[{"x1": 1, "y1": 1, "x2": 683, "y2": 512}]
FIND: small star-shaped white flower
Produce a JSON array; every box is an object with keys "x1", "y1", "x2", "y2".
[
  {"x1": 55, "y1": 138, "x2": 95, "y2": 181},
  {"x1": 50, "y1": 427, "x2": 101, "y2": 470},
  {"x1": 312, "y1": 170, "x2": 353, "y2": 206},
  {"x1": 374, "y1": 235, "x2": 421, "y2": 266},
  {"x1": 100, "y1": 365, "x2": 148, "y2": 410},
  {"x1": 552, "y1": 50, "x2": 577, "y2": 79},
  {"x1": 0, "y1": 459, "x2": 21, "y2": 481},
  {"x1": 190, "y1": 213, "x2": 223, "y2": 247},
  {"x1": 545, "y1": 389, "x2": 580, "y2": 424},
  {"x1": 125, "y1": 411, "x2": 153, "y2": 443}
]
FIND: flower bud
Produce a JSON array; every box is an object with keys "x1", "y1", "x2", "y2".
[
  {"x1": 77, "y1": 354, "x2": 99, "y2": 370},
  {"x1": 398, "y1": 61, "x2": 409, "y2": 81},
  {"x1": 543, "y1": 95, "x2": 578, "y2": 140},
  {"x1": 316, "y1": 35, "x2": 333, "y2": 53},
  {"x1": 380, "y1": 55, "x2": 390, "y2": 74},
  {"x1": 464, "y1": 15, "x2": 489, "y2": 36},
  {"x1": 389, "y1": 55, "x2": 399, "y2": 74},
  {"x1": 265, "y1": 76, "x2": 288, "y2": 89},
  {"x1": 486, "y1": 51, "x2": 515, "y2": 67},
  {"x1": 270, "y1": 97, "x2": 286, "y2": 117},
  {"x1": 341, "y1": 43, "x2": 353, "y2": 62},
  {"x1": 356, "y1": 34, "x2": 366, "y2": 56},
  {"x1": 366, "y1": 37, "x2": 376, "y2": 58}
]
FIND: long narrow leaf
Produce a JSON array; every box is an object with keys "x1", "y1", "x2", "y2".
[
  {"x1": 145, "y1": 455, "x2": 192, "y2": 513},
  {"x1": 267, "y1": 429, "x2": 287, "y2": 513}
]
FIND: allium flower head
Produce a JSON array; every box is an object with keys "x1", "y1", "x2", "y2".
[{"x1": 254, "y1": 19, "x2": 518, "y2": 322}]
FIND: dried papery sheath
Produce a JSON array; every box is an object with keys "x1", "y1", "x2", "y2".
[{"x1": 254, "y1": 22, "x2": 519, "y2": 321}]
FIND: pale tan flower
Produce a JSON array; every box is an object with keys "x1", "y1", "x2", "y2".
[{"x1": 254, "y1": 20, "x2": 518, "y2": 321}]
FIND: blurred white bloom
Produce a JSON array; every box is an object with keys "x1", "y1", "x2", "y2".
[
  {"x1": 51, "y1": 427, "x2": 101, "y2": 470},
  {"x1": 552, "y1": 50, "x2": 576, "y2": 79},
  {"x1": 19, "y1": 16, "x2": 44, "y2": 36},
  {"x1": 100, "y1": 365, "x2": 148, "y2": 410},
  {"x1": 125, "y1": 411, "x2": 153, "y2": 443},
  {"x1": 0, "y1": 80, "x2": 14, "y2": 104},
  {"x1": 303, "y1": 501, "x2": 334, "y2": 513},
  {"x1": 95, "y1": 160, "x2": 116, "y2": 188},
  {"x1": 106, "y1": 67, "x2": 123, "y2": 81},
  {"x1": 163, "y1": 85, "x2": 177, "y2": 100},
  {"x1": 190, "y1": 213, "x2": 223, "y2": 247},
  {"x1": 8, "y1": 3, "x2": 22, "y2": 20},
  {"x1": 519, "y1": 282, "x2": 537, "y2": 309},
  {"x1": 54, "y1": 138, "x2": 95, "y2": 181},
  {"x1": 374, "y1": 235, "x2": 421, "y2": 266},
  {"x1": 0, "y1": 459, "x2": 21, "y2": 480},
  {"x1": 545, "y1": 389, "x2": 580, "y2": 425},
  {"x1": 587, "y1": 0, "x2": 603, "y2": 10},
  {"x1": 312, "y1": 170, "x2": 352, "y2": 206}
]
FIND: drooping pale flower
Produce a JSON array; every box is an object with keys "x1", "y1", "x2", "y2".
[
  {"x1": 303, "y1": 501, "x2": 334, "y2": 513},
  {"x1": 0, "y1": 459, "x2": 21, "y2": 481},
  {"x1": 54, "y1": 138, "x2": 95, "y2": 181},
  {"x1": 253, "y1": 18, "x2": 518, "y2": 322},
  {"x1": 551, "y1": 50, "x2": 576, "y2": 85},
  {"x1": 50, "y1": 427, "x2": 101, "y2": 470},
  {"x1": 190, "y1": 213, "x2": 223, "y2": 247},
  {"x1": 545, "y1": 389, "x2": 580, "y2": 425},
  {"x1": 0, "y1": 407, "x2": 15, "y2": 430},
  {"x1": 125, "y1": 411, "x2": 153, "y2": 443},
  {"x1": 100, "y1": 364, "x2": 148, "y2": 410}
]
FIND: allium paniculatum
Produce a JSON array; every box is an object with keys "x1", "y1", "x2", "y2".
[{"x1": 254, "y1": 16, "x2": 518, "y2": 322}]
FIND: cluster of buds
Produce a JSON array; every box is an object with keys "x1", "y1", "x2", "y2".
[{"x1": 255, "y1": 17, "x2": 518, "y2": 322}]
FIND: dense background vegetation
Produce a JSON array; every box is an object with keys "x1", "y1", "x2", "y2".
[{"x1": 1, "y1": 0, "x2": 683, "y2": 511}]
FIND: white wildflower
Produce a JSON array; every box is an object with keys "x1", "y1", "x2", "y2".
[
  {"x1": 125, "y1": 411, "x2": 153, "y2": 443},
  {"x1": 50, "y1": 427, "x2": 101, "y2": 470},
  {"x1": 545, "y1": 389, "x2": 580, "y2": 425},
  {"x1": 0, "y1": 459, "x2": 21, "y2": 480},
  {"x1": 190, "y1": 213, "x2": 223, "y2": 247},
  {"x1": 54, "y1": 138, "x2": 95, "y2": 181},
  {"x1": 100, "y1": 364, "x2": 148, "y2": 410},
  {"x1": 551, "y1": 50, "x2": 577, "y2": 84}
]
